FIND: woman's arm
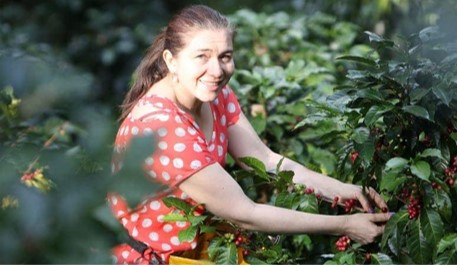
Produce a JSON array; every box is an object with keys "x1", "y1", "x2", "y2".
[
  {"x1": 227, "y1": 112, "x2": 388, "y2": 212},
  {"x1": 178, "y1": 162, "x2": 390, "y2": 244}
]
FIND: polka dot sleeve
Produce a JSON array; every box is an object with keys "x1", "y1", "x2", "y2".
[
  {"x1": 221, "y1": 86, "x2": 241, "y2": 126},
  {"x1": 138, "y1": 110, "x2": 216, "y2": 188}
]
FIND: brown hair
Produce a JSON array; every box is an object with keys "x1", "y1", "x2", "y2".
[{"x1": 119, "y1": 5, "x2": 235, "y2": 121}]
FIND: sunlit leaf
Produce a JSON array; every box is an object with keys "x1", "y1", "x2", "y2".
[
  {"x1": 436, "y1": 233, "x2": 457, "y2": 254},
  {"x1": 435, "y1": 249, "x2": 457, "y2": 265},
  {"x1": 410, "y1": 160, "x2": 431, "y2": 181},
  {"x1": 163, "y1": 197, "x2": 192, "y2": 214},
  {"x1": 385, "y1": 157, "x2": 408, "y2": 172},
  {"x1": 178, "y1": 226, "x2": 198, "y2": 243},
  {"x1": 419, "y1": 148, "x2": 444, "y2": 159}
]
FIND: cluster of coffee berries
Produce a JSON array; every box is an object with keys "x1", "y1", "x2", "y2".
[
  {"x1": 304, "y1": 187, "x2": 315, "y2": 194},
  {"x1": 443, "y1": 156, "x2": 457, "y2": 187},
  {"x1": 407, "y1": 195, "x2": 421, "y2": 219},
  {"x1": 335, "y1": 235, "x2": 351, "y2": 251},
  {"x1": 431, "y1": 181, "x2": 442, "y2": 190},
  {"x1": 344, "y1": 199, "x2": 357, "y2": 213},
  {"x1": 234, "y1": 230, "x2": 249, "y2": 247}
]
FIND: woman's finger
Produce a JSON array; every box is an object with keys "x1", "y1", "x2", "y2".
[{"x1": 365, "y1": 187, "x2": 389, "y2": 211}]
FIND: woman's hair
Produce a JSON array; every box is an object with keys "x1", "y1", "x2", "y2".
[{"x1": 119, "y1": 5, "x2": 235, "y2": 121}]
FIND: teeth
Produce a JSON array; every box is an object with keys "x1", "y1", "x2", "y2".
[{"x1": 200, "y1": 80, "x2": 218, "y2": 86}]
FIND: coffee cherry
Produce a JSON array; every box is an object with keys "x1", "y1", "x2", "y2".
[
  {"x1": 344, "y1": 199, "x2": 356, "y2": 213},
  {"x1": 331, "y1": 196, "x2": 339, "y2": 208},
  {"x1": 242, "y1": 249, "x2": 249, "y2": 256},
  {"x1": 350, "y1": 151, "x2": 359, "y2": 163},
  {"x1": 335, "y1": 235, "x2": 351, "y2": 251},
  {"x1": 381, "y1": 207, "x2": 388, "y2": 213},
  {"x1": 408, "y1": 195, "x2": 421, "y2": 219},
  {"x1": 304, "y1": 187, "x2": 314, "y2": 194},
  {"x1": 446, "y1": 177, "x2": 455, "y2": 187}
]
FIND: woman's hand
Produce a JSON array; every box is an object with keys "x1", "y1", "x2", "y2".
[
  {"x1": 335, "y1": 183, "x2": 388, "y2": 213},
  {"x1": 341, "y1": 212, "x2": 392, "y2": 244}
]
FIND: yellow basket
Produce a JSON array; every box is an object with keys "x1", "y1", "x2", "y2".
[{"x1": 169, "y1": 248, "x2": 249, "y2": 265}]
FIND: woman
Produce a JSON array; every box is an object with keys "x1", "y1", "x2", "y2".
[{"x1": 108, "y1": 4, "x2": 391, "y2": 264}]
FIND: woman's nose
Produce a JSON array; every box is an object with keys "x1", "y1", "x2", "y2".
[{"x1": 208, "y1": 58, "x2": 223, "y2": 77}]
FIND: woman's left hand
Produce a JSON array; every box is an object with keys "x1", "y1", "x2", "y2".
[{"x1": 336, "y1": 184, "x2": 388, "y2": 213}]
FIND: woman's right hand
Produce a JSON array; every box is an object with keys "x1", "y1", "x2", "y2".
[{"x1": 342, "y1": 212, "x2": 392, "y2": 245}]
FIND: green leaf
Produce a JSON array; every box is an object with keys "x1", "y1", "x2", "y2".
[
  {"x1": 410, "y1": 160, "x2": 431, "y2": 181},
  {"x1": 435, "y1": 249, "x2": 457, "y2": 265},
  {"x1": 276, "y1": 157, "x2": 285, "y2": 174},
  {"x1": 245, "y1": 255, "x2": 269, "y2": 264},
  {"x1": 402, "y1": 105, "x2": 432, "y2": 121},
  {"x1": 385, "y1": 157, "x2": 408, "y2": 172},
  {"x1": 407, "y1": 219, "x2": 432, "y2": 264},
  {"x1": 275, "y1": 192, "x2": 300, "y2": 209},
  {"x1": 436, "y1": 233, "x2": 457, "y2": 254},
  {"x1": 371, "y1": 253, "x2": 394, "y2": 265},
  {"x1": 380, "y1": 172, "x2": 406, "y2": 193},
  {"x1": 410, "y1": 88, "x2": 431, "y2": 104},
  {"x1": 188, "y1": 215, "x2": 207, "y2": 226},
  {"x1": 199, "y1": 225, "x2": 216, "y2": 234},
  {"x1": 163, "y1": 197, "x2": 193, "y2": 214},
  {"x1": 420, "y1": 208, "x2": 444, "y2": 248},
  {"x1": 178, "y1": 226, "x2": 198, "y2": 243},
  {"x1": 207, "y1": 237, "x2": 224, "y2": 261},
  {"x1": 419, "y1": 148, "x2": 444, "y2": 159},
  {"x1": 239, "y1": 156, "x2": 270, "y2": 180},
  {"x1": 437, "y1": 233, "x2": 457, "y2": 254},
  {"x1": 162, "y1": 213, "x2": 187, "y2": 222},
  {"x1": 355, "y1": 137, "x2": 375, "y2": 162},
  {"x1": 336, "y1": 55, "x2": 378, "y2": 67},
  {"x1": 298, "y1": 194, "x2": 319, "y2": 213},
  {"x1": 351, "y1": 127, "x2": 370, "y2": 144},
  {"x1": 250, "y1": 114, "x2": 267, "y2": 134},
  {"x1": 364, "y1": 31, "x2": 394, "y2": 47},
  {"x1": 381, "y1": 210, "x2": 408, "y2": 250},
  {"x1": 215, "y1": 242, "x2": 238, "y2": 265},
  {"x1": 364, "y1": 105, "x2": 392, "y2": 126},
  {"x1": 434, "y1": 190, "x2": 453, "y2": 222},
  {"x1": 432, "y1": 83, "x2": 453, "y2": 106}
]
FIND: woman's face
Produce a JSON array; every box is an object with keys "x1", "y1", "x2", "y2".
[{"x1": 172, "y1": 28, "x2": 235, "y2": 102}]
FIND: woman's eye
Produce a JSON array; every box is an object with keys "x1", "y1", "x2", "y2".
[{"x1": 221, "y1": 54, "x2": 232, "y2": 63}]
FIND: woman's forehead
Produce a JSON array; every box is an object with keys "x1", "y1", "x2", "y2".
[{"x1": 181, "y1": 29, "x2": 233, "y2": 52}]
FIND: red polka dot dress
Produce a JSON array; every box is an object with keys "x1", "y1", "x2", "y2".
[{"x1": 108, "y1": 86, "x2": 241, "y2": 264}]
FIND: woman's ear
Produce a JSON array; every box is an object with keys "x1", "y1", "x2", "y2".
[{"x1": 163, "y1": 49, "x2": 176, "y2": 72}]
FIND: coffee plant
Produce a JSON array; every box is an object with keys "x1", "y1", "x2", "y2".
[{"x1": 306, "y1": 24, "x2": 457, "y2": 263}]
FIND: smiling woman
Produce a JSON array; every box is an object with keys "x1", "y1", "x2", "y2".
[{"x1": 108, "y1": 4, "x2": 392, "y2": 264}]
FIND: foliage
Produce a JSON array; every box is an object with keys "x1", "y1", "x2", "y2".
[
  {"x1": 305, "y1": 23, "x2": 457, "y2": 264},
  {"x1": 228, "y1": 9, "x2": 369, "y2": 175},
  {"x1": 1, "y1": 1, "x2": 457, "y2": 264}
]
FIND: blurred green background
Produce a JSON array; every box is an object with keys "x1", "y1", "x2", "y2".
[{"x1": 1, "y1": 0, "x2": 455, "y2": 263}]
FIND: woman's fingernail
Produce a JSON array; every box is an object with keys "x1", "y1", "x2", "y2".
[
  {"x1": 367, "y1": 208, "x2": 374, "y2": 213},
  {"x1": 389, "y1": 212, "x2": 395, "y2": 217}
]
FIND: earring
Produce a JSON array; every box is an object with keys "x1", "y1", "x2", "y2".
[{"x1": 171, "y1": 72, "x2": 179, "y2": 83}]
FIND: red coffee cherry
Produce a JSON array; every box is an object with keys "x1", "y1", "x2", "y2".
[{"x1": 335, "y1": 235, "x2": 351, "y2": 251}]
